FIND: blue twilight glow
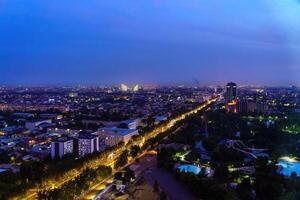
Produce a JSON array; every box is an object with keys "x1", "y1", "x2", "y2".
[{"x1": 0, "y1": 0, "x2": 300, "y2": 85}]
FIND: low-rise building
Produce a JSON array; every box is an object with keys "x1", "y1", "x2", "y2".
[{"x1": 96, "y1": 127, "x2": 139, "y2": 147}]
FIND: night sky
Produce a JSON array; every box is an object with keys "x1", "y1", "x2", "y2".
[{"x1": 0, "y1": 0, "x2": 300, "y2": 85}]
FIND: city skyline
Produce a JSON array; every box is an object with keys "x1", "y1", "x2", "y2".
[
  {"x1": 1, "y1": 1, "x2": 300, "y2": 200},
  {"x1": 1, "y1": 0, "x2": 300, "y2": 85}
]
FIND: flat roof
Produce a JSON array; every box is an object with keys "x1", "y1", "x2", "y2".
[
  {"x1": 53, "y1": 137, "x2": 73, "y2": 143},
  {"x1": 98, "y1": 127, "x2": 138, "y2": 136},
  {"x1": 79, "y1": 133, "x2": 98, "y2": 139}
]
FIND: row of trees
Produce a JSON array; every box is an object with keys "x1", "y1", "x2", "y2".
[
  {"x1": 11, "y1": 99, "x2": 203, "y2": 199},
  {"x1": 2, "y1": 143, "x2": 123, "y2": 199},
  {"x1": 37, "y1": 165, "x2": 112, "y2": 200}
]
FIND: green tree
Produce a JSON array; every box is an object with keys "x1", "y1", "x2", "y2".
[
  {"x1": 160, "y1": 191, "x2": 167, "y2": 200},
  {"x1": 130, "y1": 145, "x2": 141, "y2": 158},
  {"x1": 153, "y1": 180, "x2": 159, "y2": 192},
  {"x1": 114, "y1": 150, "x2": 129, "y2": 169},
  {"x1": 254, "y1": 158, "x2": 284, "y2": 200}
]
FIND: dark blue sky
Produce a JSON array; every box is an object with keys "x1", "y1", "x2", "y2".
[{"x1": 0, "y1": 0, "x2": 299, "y2": 85}]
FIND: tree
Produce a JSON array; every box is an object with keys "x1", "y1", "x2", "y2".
[
  {"x1": 214, "y1": 164, "x2": 229, "y2": 183},
  {"x1": 130, "y1": 145, "x2": 141, "y2": 158},
  {"x1": 291, "y1": 171, "x2": 298, "y2": 179},
  {"x1": 124, "y1": 167, "x2": 135, "y2": 183},
  {"x1": 237, "y1": 178, "x2": 253, "y2": 200},
  {"x1": 185, "y1": 149, "x2": 201, "y2": 162},
  {"x1": 279, "y1": 192, "x2": 297, "y2": 200},
  {"x1": 20, "y1": 161, "x2": 45, "y2": 183},
  {"x1": 254, "y1": 158, "x2": 284, "y2": 200},
  {"x1": 157, "y1": 148, "x2": 176, "y2": 170},
  {"x1": 114, "y1": 150, "x2": 129, "y2": 169},
  {"x1": 0, "y1": 151, "x2": 10, "y2": 163},
  {"x1": 153, "y1": 180, "x2": 159, "y2": 192},
  {"x1": 142, "y1": 116, "x2": 155, "y2": 128},
  {"x1": 160, "y1": 192, "x2": 167, "y2": 200}
]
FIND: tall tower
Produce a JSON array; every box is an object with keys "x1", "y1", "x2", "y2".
[
  {"x1": 133, "y1": 84, "x2": 139, "y2": 92},
  {"x1": 225, "y1": 82, "x2": 238, "y2": 113},
  {"x1": 120, "y1": 84, "x2": 128, "y2": 92},
  {"x1": 225, "y1": 82, "x2": 237, "y2": 103}
]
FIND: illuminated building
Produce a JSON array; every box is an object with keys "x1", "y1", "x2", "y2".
[
  {"x1": 238, "y1": 101, "x2": 256, "y2": 113},
  {"x1": 225, "y1": 82, "x2": 238, "y2": 113},
  {"x1": 96, "y1": 127, "x2": 139, "y2": 147},
  {"x1": 226, "y1": 100, "x2": 238, "y2": 113},
  {"x1": 225, "y1": 82, "x2": 237, "y2": 103},
  {"x1": 120, "y1": 84, "x2": 128, "y2": 92},
  {"x1": 69, "y1": 92, "x2": 78, "y2": 98},
  {"x1": 133, "y1": 84, "x2": 139, "y2": 92},
  {"x1": 78, "y1": 133, "x2": 99, "y2": 157},
  {"x1": 51, "y1": 137, "x2": 74, "y2": 159}
]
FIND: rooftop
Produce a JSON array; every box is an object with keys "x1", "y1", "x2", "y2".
[
  {"x1": 98, "y1": 127, "x2": 138, "y2": 136},
  {"x1": 53, "y1": 137, "x2": 73, "y2": 143},
  {"x1": 79, "y1": 132, "x2": 98, "y2": 139}
]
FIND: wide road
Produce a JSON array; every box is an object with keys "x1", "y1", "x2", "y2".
[
  {"x1": 16, "y1": 98, "x2": 217, "y2": 200},
  {"x1": 80, "y1": 98, "x2": 217, "y2": 200}
]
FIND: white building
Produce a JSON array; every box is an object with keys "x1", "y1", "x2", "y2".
[
  {"x1": 133, "y1": 84, "x2": 139, "y2": 92},
  {"x1": 78, "y1": 133, "x2": 99, "y2": 157},
  {"x1": 120, "y1": 84, "x2": 128, "y2": 92},
  {"x1": 51, "y1": 137, "x2": 74, "y2": 159},
  {"x1": 96, "y1": 127, "x2": 139, "y2": 147}
]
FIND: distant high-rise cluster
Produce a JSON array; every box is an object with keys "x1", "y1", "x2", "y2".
[
  {"x1": 120, "y1": 84, "x2": 140, "y2": 92},
  {"x1": 225, "y1": 82, "x2": 269, "y2": 114},
  {"x1": 133, "y1": 84, "x2": 139, "y2": 92},
  {"x1": 120, "y1": 84, "x2": 128, "y2": 92}
]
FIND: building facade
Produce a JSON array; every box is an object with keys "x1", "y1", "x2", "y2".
[
  {"x1": 96, "y1": 127, "x2": 139, "y2": 147},
  {"x1": 225, "y1": 82, "x2": 237, "y2": 103},
  {"x1": 78, "y1": 134, "x2": 99, "y2": 157},
  {"x1": 51, "y1": 137, "x2": 74, "y2": 159}
]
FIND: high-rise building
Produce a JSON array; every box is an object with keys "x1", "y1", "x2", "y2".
[
  {"x1": 120, "y1": 84, "x2": 128, "y2": 92},
  {"x1": 51, "y1": 137, "x2": 74, "y2": 159},
  {"x1": 226, "y1": 100, "x2": 238, "y2": 113},
  {"x1": 225, "y1": 82, "x2": 237, "y2": 103},
  {"x1": 78, "y1": 133, "x2": 99, "y2": 157},
  {"x1": 237, "y1": 101, "x2": 256, "y2": 113},
  {"x1": 133, "y1": 84, "x2": 139, "y2": 92}
]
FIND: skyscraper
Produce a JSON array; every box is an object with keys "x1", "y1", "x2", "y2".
[
  {"x1": 225, "y1": 82, "x2": 237, "y2": 103},
  {"x1": 120, "y1": 84, "x2": 128, "y2": 92},
  {"x1": 133, "y1": 84, "x2": 139, "y2": 92}
]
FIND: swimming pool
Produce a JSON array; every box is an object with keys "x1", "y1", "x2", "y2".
[
  {"x1": 278, "y1": 157, "x2": 300, "y2": 177},
  {"x1": 0, "y1": 168, "x2": 8, "y2": 173},
  {"x1": 177, "y1": 164, "x2": 210, "y2": 175}
]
